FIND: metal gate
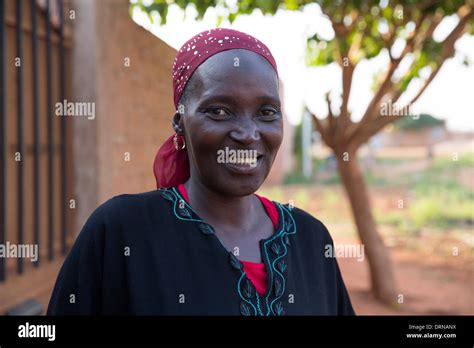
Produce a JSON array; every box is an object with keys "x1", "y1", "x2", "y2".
[{"x1": 0, "y1": 0, "x2": 73, "y2": 287}]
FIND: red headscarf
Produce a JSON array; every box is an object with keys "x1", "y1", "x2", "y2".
[{"x1": 153, "y1": 28, "x2": 279, "y2": 188}]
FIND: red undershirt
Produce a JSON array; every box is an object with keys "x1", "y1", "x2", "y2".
[{"x1": 177, "y1": 184, "x2": 279, "y2": 296}]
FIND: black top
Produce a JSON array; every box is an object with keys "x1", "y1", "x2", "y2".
[{"x1": 47, "y1": 187, "x2": 355, "y2": 316}]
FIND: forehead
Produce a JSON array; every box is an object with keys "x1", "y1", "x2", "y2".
[{"x1": 189, "y1": 49, "x2": 279, "y2": 102}]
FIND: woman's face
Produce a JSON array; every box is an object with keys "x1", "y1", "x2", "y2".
[{"x1": 174, "y1": 49, "x2": 283, "y2": 197}]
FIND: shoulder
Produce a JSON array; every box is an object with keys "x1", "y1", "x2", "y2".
[
  {"x1": 90, "y1": 189, "x2": 171, "y2": 222},
  {"x1": 290, "y1": 206, "x2": 329, "y2": 230},
  {"x1": 275, "y1": 203, "x2": 334, "y2": 245},
  {"x1": 98, "y1": 189, "x2": 169, "y2": 211},
  {"x1": 76, "y1": 189, "x2": 172, "y2": 242}
]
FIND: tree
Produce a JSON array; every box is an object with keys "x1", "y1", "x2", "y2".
[
  {"x1": 394, "y1": 113, "x2": 445, "y2": 130},
  {"x1": 133, "y1": 0, "x2": 474, "y2": 305}
]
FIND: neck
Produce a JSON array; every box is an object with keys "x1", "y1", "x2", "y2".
[{"x1": 184, "y1": 178, "x2": 257, "y2": 232}]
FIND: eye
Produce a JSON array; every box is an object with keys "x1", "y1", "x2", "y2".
[
  {"x1": 259, "y1": 107, "x2": 280, "y2": 120},
  {"x1": 261, "y1": 109, "x2": 275, "y2": 116},
  {"x1": 204, "y1": 107, "x2": 230, "y2": 119}
]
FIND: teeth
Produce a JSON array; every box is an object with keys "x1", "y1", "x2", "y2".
[
  {"x1": 236, "y1": 158, "x2": 257, "y2": 165},
  {"x1": 217, "y1": 147, "x2": 261, "y2": 167}
]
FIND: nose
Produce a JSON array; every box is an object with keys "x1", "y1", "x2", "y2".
[{"x1": 228, "y1": 116, "x2": 260, "y2": 145}]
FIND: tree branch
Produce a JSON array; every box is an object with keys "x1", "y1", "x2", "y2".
[
  {"x1": 345, "y1": 10, "x2": 447, "y2": 146},
  {"x1": 311, "y1": 113, "x2": 334, "y2": 149},
  {"x1": 410, "y1": 7, "x2": 473, "y2": 105},
  {"x1": 351, "y1": 7, "x2": 473, "y2": 150},
  {"x1": 364, "y1": 11, "x2": 429, "y2": 114},
  {"x1": 338, "y1": 63, "x2": 355, "y2": 140},
  {"x1": 325, "y1": 92, "x2": 337, "y2": 139}
]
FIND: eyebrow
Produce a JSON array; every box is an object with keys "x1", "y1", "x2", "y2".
[{"x1": 198, "y1": 94, "x2": 281, "y2": 106}]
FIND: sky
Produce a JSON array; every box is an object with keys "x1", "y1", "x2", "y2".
[{"x1": 132, "y1": 2, "x2": 474, "y2": 132}]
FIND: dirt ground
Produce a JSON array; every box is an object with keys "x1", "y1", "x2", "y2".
[
  {"x1": 336, "y1": 238, "x2": 473, "y2": 315},
  {"x1": 260, "y1": 183, "x2": 473, "y2": 315}
]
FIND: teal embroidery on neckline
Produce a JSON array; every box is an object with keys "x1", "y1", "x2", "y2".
[{"x1": 158, "y1": 187, "x2": 297, "y2": 316}]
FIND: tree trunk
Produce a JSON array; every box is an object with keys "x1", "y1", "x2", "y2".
[{"x1": 335, "y1": 147, "x2": 398, "y2": 305}]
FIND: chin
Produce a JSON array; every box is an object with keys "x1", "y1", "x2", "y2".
[
  {"x1": 201, "y1": 172, "x2": 265, "y2": 198},
  {"x1": 227, "y1": 178, "x2": 264, "y2": 196},
  {"x1": 220, "y1": 168, "x2": 270, "y2": 196},
  {"x1": 200, "y1": 159, "x2": 273, "y2": 196}
]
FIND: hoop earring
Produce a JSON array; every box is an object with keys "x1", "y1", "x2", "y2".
[{"x1": 173, "y1": 133, "x2": 186, "y2": 151}]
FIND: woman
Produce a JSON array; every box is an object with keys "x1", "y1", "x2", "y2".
[{"x1": 47, "y1": 28, "x2": 355, "y2": 316}]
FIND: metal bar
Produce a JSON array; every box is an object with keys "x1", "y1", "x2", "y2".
[
  {"x1": 31, "y1": 0, "x2": 40, "y2": 267},
  {"x1": 16, "y1": 0, "x2": 25, "y2": 275},
  {"x1": 45, "y1": 0, "x2": 54, "y2": 261},
  {"x1": 58, "y1": 0, "x2": 67, "y2": 255},
  {"x1": 0, "y1": 0, "x2": 7, "y2": 281},
  {"x1": 4, "y1": 18, "x2": 72, "y2": 47}
]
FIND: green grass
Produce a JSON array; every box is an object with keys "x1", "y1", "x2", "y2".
[
  {"x1": 391, "y1": 155, "x2": 474, "y2": 188},
  {"x1": 285, "y1": 154, "x2": 474, "y2": 233},
  {"x1": 283, "y1": 158, "x2": 339, "y2": 185},
  {"x1": 283, "y1": 171, "x2": 318, "y2": 185},
  {"x1": 375, "y1": 154, "x2": 474, "y2": 232},
  {"x1": 376, "y1": 195, "x2": 473, "y2": 233}
]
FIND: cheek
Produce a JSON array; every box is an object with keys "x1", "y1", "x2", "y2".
[
  {"x1": 264, "y1": 121, "x2": 284, "y2": 155},
  {"x1": 185, "y1": 120, "x2": 226, "y2": 163}
]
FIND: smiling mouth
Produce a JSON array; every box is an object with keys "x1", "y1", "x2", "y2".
[{"x1": 224, "y1": 155, "x2": 263, "y2": 174}]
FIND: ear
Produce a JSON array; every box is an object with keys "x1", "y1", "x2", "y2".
[{"x1": 172, "y1": 111, "x2": 185, "y2": 135}]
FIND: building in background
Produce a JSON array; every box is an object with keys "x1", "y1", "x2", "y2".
[{"x1": 0, "y1": 0, "x2": 293, "y2": 314}]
